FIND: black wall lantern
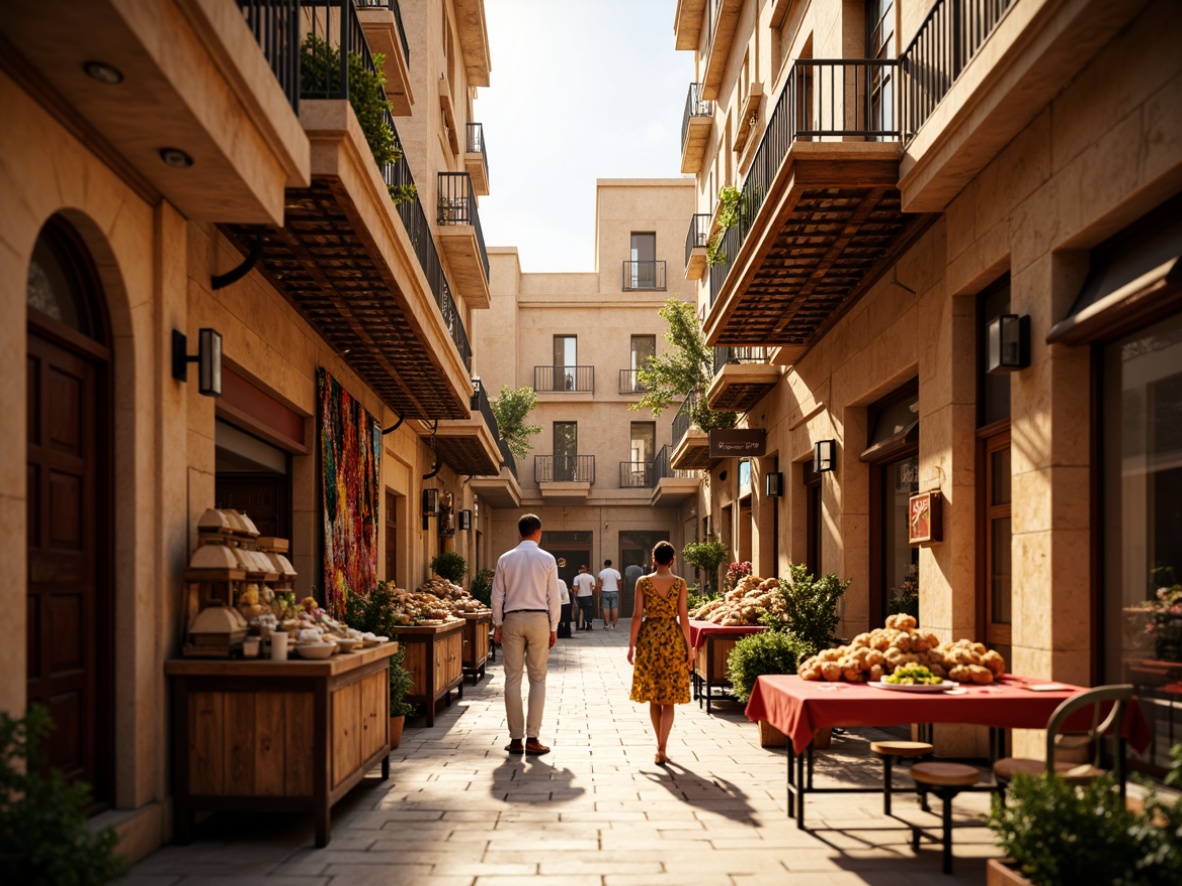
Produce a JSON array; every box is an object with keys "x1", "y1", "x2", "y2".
[
  {"x1": 814, "y1": 440, "x2": 837, "y2": 473},
  {"x1": 764, "y1": 471, "x2": 784, "y2": 497},
  {"x1": 458, "y1": 509, "x2": 473, "y2": 531},
  {"x1": 172, "y1": 328, "x2": 223, "y2": 397},
  {"x1": 986, "y1": 313, "x2": 1030, "y2": 373},
  {"x1": 421, "y1": 488, "x2": 440, "y2": 530}
]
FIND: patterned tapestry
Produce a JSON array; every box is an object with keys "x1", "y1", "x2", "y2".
[{"x1": 318, "y1": 368, "x2": 381, "y2": 616}]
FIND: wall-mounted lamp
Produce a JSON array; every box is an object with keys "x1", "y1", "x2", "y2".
[
  {"x1": 814, "y1": 440, "x2": 837, "y2": 473},
  {"x1": 986, "y1": 313, "x2": 1030, "y2": 373},
  {"x1": 171, "y1": 328, "x2": 222, "y2": 397},
  {"x1": 458, "y1": 509, "x2": 472, "y2": 531},
  {"x1": 765, "y1": 471, "x2": 784, "y2": 497},
  {"x1": 421, "y1": 488, "x2": 440, "y2": 530}
]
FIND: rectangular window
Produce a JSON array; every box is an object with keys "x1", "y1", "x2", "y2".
[
  {"x1": 1104, "y1": 311, "x2": 1182, "y2": 775},
  {"x1": 553, "y1": 335, "x2": 576, "y2": 391},
  {"x1": 979, "y1": 278, "x2": 1012, "y2": 427},
  {"x1": 630, "y1": 421, "x2": 655, "y2": 465},
  {"x1": 628, "y1": 232, "x2": 657, "y2": 289},
  {"x1": 804, "y1": 459, "x2": 821, "y2": 576},
  {"x1": 554, "y1": 421, "x2": 578, "y2": 481},
  {"x1": 630, "y1": 335, "x2": 655, "y2": 370}
]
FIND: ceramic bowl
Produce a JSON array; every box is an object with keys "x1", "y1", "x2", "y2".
[
  {"x1": 294, "y1": 642, "x2": 335, "y2": 660},
  {"x1": 335, "y1": 637, "x2": 361, "y2": 652}
]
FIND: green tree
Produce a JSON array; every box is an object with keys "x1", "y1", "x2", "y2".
[
  {"x1": 683, "y1": 537, "x2": 730, "y2": 595},
  {"x1": 491, "y1": 385, "x2": 541, "y2": 460}
]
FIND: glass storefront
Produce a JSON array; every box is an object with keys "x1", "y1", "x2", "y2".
[
  {"x1": 884, "y1": 455, "x2": 920, "y2": 621},
  {"x1": 1103, "y1": 311, "x2": 1182, "y2": 774}
]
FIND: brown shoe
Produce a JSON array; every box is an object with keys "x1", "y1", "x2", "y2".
[
  {"x1": 524, "y1": 738, "x2": 551, "y2": 756},
  {"x1": 504, "y1": 739, "x2": 524, "y2": 754}
]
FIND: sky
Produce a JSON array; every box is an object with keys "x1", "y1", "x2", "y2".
[{"x1": 474, "y1": 0, "x2": 693, "y2": 272}]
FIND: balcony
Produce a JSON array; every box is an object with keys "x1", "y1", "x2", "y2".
[
  {"x1": 669, "y1": 392, "x2": 720, "y2": 472},
  {"x1": 706, "y1": 347, "x2": 780, "y2": 412},
  {"x1": 619, "y1": 370, "x2": 649, "y2": 395},
  {"x1": 437, "y1": 171, "x2": 491, "y2": 308},
  {"x1": 622, "y1": 261, "x2": 667, "y2": 292},
  {"x1": 432, "y1": 379, "x2": 503, "y2": 477},
  {"x1": 701, "y1": 0, "x2": 743, "y2": 100},
  {"x1": 674, "y1": 0, "x2": 709, "y2": 50},
  {"x1": 681, "y1": 83, "x2": 713, "y2": 173},
  {"x1": 465, "y1": 123, "x2": 490, "y2": 195},
  {"x1": 650, "y1": 444, "x2": 700, "y2": 507},
  {"x1": 0, "y1": 0, "x2": 310, "y2": 226},
  {"x1": 535, "y1": 455, "x2": 595, "y2": 504},
  {"x1": 619, "y1": 461, "x2": 655, "y2": 489},
  {"x1": 704, "y1": 59, "x2": 927, "y2": 362},
  {"x1": 452, "y1": 0, "x2": 491, "y2": 88},
  {"x1": 356, "y1": 0, "x2": 414, "y2": 115},
  {"x1": 469, "y1": 437, "x2": 522, "y2": 508},
  {"x1": 684, "y1": 213, "x2": 711, "y2": 281},
  {"x1": 534, "y1": 365, "x2": 595, "y2": 394},
  {"x1": 224, "y1": 0, "x2": 471, "y2": 420}
]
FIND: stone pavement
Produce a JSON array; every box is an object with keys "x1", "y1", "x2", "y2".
[{"x1": 126, "y1": 621, "x2": 1003, "y2": 885}]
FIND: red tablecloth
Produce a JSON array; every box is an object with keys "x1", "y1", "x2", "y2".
[
  {"x1": 745, "y1": 674, "x2": 1152, "y2": 754},
  {"x1": 687, "y1": 619, "x2": 767, "y2": 651}
]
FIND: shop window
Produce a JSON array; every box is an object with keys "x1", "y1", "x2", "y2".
[
  {"x1": 1103, "y1": 311, "x2": 1182, "y2": 776},
  {"x1": 804, "y1": 459, "x2": 821, "y2": 576},
  {"x1": 215, "y1": 420, "x2": 291, "y2": 542}
]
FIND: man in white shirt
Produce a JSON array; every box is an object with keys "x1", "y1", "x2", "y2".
[
  {"x1": 556, "y1": 558, "x2": 572, "y2": 638},
  {"x1": 571, "y1": 564, "x2": 596, "y2": 631},
  {"x1": 492, "y1": 514, "x2": 561, "y2": 755},
  {"x1": 598, "y1": 559, "x2": 623, "y2": 630}
]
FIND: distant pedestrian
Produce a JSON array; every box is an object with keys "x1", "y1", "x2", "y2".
[
  {"x1": 598, "y1": 559, "x2": 623, "y2": 630},
  {"x1": 491, "y1": 514, "x2": 561, "y2": 756},
  {"x1": 556, "y1": 558, "x2": 572, "y2": 638},
  {"x1": 572, "y1": 564, "x2": 596, "y2": 630},
  {"x1": 624, "y1": 562, "x2": 644, "y2": 612},
  {"x1": 627, "y1": 541, "x2": 693, "y2": 766}
]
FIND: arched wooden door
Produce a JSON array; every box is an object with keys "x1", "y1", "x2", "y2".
[{"x1": 25, "y1": 216, "x2": 113, "y2": 810}]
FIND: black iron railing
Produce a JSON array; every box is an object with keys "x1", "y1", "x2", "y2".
[
  {"x1": 534, "y1": 365, "x2": 595, "y2": 393},
  {"x1": 237, "y1": 0, "x2": 301, "y2": 112},
  {"x1": 466, "y1": 122, "x2": 488, "y2": 173},
  {"x1": 681, "y1": 82, "x2": 713, "y2": 151},
  {"x1": 438, "y1": 172, "x2": 490, "y2": 280},
  {"x1": 299, "y1": 1, "x2": 470, "y2": 370},
  {"x1": 685, "y1": 213, "x2": 711, "y2": 266},
  {"x1": 470, "y1": 377, "x2": 500, "y2": 443},
  {"x1": 708, "y1": 58, "x2": 900, "y2": 305},
  {"x1": 712, "y1": 346, "x2": 769, "y2": 376},
  {"x1": 619, "y1": 461, "x2": 655, "y2": 489},
  {"x1": 497, "y1": 436, "x2": 518, "y2": 480},
  {"x1": 653, "y1": 444, "x2": 696, "y2": 482},
  {"x1": 619, "y1": 369, "x2": 649, "y2": 394},
  {"x1": 535, "y1": 455, "x2": 595, "y2": 484},
  {"x1": 622, "y1": 261, "x2": 667, "y2": 291},
  {"x1": 899, "y1": 0, "x2": 1016, "y2": 142},
  {"x1": 672, "y1": 393, "x2": 698, "y2": 448}
]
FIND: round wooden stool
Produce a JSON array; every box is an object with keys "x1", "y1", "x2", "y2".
[
  {"x1": 909, "y1": 762, "x2": 981, "y2": 875},
  {"x1": 870, "y1": 740, "x2": 934, "y2": 815}
]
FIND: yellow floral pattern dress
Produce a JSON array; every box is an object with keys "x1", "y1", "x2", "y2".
[{"x1": 630, "y1": 577, "x2": 691, "y2": 705}]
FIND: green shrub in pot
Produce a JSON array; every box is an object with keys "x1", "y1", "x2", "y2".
[
  {"x1": 469, "y1": 568, "x2": 495, "y2": 607},
  {"x1": 429, "y1": 551, "x2": 469, "y2": 584},
  {"x1": 727, "y1": 631, "x2": 811, "y2": 703}
]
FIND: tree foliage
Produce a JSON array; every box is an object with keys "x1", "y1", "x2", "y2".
[{"x1": 491, "y1": 385, "x2": 541, "y2": 460}]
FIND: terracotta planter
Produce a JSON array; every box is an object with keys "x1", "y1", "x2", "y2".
[
  {"x1": 389, "y1": 714, "x2": 406, "y2": 750},
  {"x1": 987, "y1": 859, "x2": 1032, "y2": 886},
  {"x1": 757, "y1": 719, "x2": 787, "y2": 748}
]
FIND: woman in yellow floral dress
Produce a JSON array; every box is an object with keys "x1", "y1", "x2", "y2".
[{"x1": 627, "y1": 541, "x2": 694, "y2": 765}]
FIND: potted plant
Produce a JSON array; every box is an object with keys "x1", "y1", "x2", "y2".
[
  {"x1": 1145, "y1": 584, "x2": 1182, "y2": 662},
  {"x1": 683, "y1": 537, "x2": 730, "y2": 596},
  {"x1": 469, "y1": 568, "x2": 495, "y2": 607},
  {"x1": 430, "y1": 550, "x2": 469, "y2": 585},
  {"x1": 727, "y1": 631, "x2": 811, "y2": 747},
  {"x1": 388, "y1": 647, "x2": 415, "y2": 749},
  {"x1": 775, "y1": 564, "x2": 852, "y2": 655}
]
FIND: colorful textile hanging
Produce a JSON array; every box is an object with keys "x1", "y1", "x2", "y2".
[{"x1": 318, "y1": 368, "x2": 381, "y2": 616}]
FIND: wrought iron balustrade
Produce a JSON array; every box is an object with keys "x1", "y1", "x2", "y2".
[
  {"x1": 237, "y1": 0, "x2": 301, "y2": 111},
  {"x1": 466, "y1": 122, "x2": 488, "y2": 171},
  {"x1": 535, "y1": 455, "x2": 595, "y2": 484},
  {"x1": 469, "y1": 378, "x2": 500, "y2": 442},
  {"x1": 672, "y1": 392, "x2": 698, "y2": 448},
  {"x1": 685, "y1": 213, "x2": 712, "y2": 266},
  {"x1": 622, "y1": 261, "x2": 666, "y2": 291},
  {"x1": 437, "y1": 172, "x2": 490, "y2": 279},
  {"x1": 713, "y1": 346, "x2": 769, "y2": 376},
  {"x1": 653, "y1": 444, "x2": 696, "y2": 482},
  {"x1": 619, "y1": 461, "x2": 655, "y2": 488},
  {"x1": 681, "y1": 82, "x2": 713, "y2": 150},
  {"x1": 534, "y1": 365, "x2": 594, "y2": 393},
  {"x1": 619, "y1": 369, "x2": 650, "y2": 394}
]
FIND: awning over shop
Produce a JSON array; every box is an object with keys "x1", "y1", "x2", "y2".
[{"x1": 1048, "y1": 199, "x2": 1182, "y2": 345}]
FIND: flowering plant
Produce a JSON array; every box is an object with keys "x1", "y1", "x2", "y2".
[
  {"x1": 1146, "y1": 585, "x2": 1182, "y2": 662},
  {"x1": 724, "y1": 560, "x2": 753, "y2": 593}
]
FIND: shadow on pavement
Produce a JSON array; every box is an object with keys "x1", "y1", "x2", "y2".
[
  {"x1": 641, "y1": 760, "x2": 757, "y2": 824},
  {"x1": 489, "y1": 751, "x2": 586, "y2": 804}
]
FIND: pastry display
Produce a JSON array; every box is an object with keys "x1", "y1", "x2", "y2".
[{"x1": 690, "y1": 575, "x2": 786, "y2": 626}]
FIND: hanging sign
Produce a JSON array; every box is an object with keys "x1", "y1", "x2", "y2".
[
  {"x1": 908, "y1": 491, "x2": 943, "y2": 545},
  {"x1": 708, "y1": 428, "x2": 766, "y2": 458}
]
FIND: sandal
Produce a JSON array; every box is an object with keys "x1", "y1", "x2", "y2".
[{"x1": 655, "y1": 751, "x2": 668, "y2": 765}]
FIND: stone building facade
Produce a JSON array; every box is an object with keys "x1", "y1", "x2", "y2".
[{"x1": 673, "y1": 0, "x2": 1181, "y2": 764}]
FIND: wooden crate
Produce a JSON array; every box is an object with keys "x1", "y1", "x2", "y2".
[
  {"x1": 395, "y1": 620, "x2": 464, "y2": 726},
  {"x1": 461, "y1": 612, "x2": 491, "y2": 683}
]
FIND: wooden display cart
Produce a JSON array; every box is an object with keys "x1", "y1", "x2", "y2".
[
  {"x1": 689, "y1": 621, "x2": 768, "y2": 713},
  {"x1": 461, "y1": 611, "x2": 492, "y2": 683},
  {"x1": 396, "y1": 620, "x2": 464, "y2": 726},
  {"x1": 166, "y1": 642, "x2": 398, "y2": 848}
]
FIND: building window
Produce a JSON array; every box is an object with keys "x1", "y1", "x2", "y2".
[
  {"x1": 978, "y1": 277, "x2": 1012, "y2": 656},
  {"x1": 1103, "y1": 311, "x2": 1182, "y2": 775},
  {"x1": 627, "y1": 232, "x2": 659, "y2": 289},
  {"x1": 553, "y1": 335, "x2": 577, "y2": 391},
  {"x1": 554, "y1": 421, "x2": 578, "y2": 481},
  {"x1": 631, "y1": 334, "x2": 655, "y2": 371},
  {"x1": 804, "y1": 458, "x2": 821, "y2": 576},
  {"x1": 866, "y1": 0, "x2": 895, "y2": 136}
]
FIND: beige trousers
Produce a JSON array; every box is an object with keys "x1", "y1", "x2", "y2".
[{"x1": 501, "y1": 610, "x2": 551, "y2": 740}]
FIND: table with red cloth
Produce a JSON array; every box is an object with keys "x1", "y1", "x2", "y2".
[
  {"x1": 744, "y1": 674, "x2": 1152, "y2": 827},
  {"x1": 688, "y1": 619, "x2": 767, "y2": 713}
]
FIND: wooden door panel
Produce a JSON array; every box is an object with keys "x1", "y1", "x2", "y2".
[
  {"x1": 47, "y1": 593, "x2": 84, "y2": 672},
  {"x1": 47, "y1": 691, "x2": 84, "y2": 780},
  {"x1": 48, "y1": 470, "x2": 83, "y2": 549},
  {"x1": 47, "y1": 366, "x2": 83, "y2": 454}
]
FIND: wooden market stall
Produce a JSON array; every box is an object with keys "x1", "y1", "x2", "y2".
[
  {"x1": 396, "y1": 620, "x2": 464, "y2": 726},
  {"x1": 461, "y1": 611, "x2": 492, "y2": 683}
]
